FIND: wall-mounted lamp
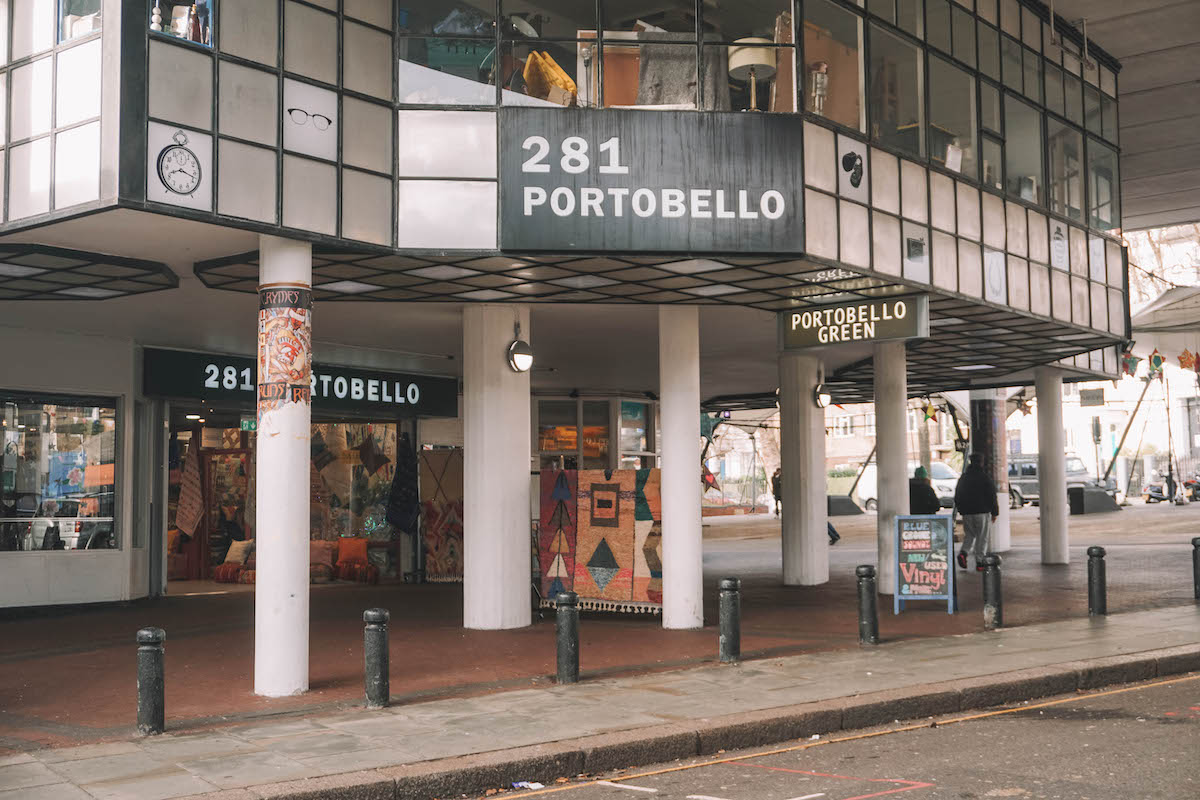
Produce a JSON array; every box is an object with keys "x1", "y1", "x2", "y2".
[
  {"x1": 813, "y1": 384, "x2": 832, "y2": 409},
  {"x1": 507, "y1": 322, "x2": 533, "y2": 373}
]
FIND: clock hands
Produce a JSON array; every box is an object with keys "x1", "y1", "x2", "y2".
[{"x1": 169, "y1": 167, "x2": 196, "y2": 180}]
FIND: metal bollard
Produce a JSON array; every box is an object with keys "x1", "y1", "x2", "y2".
[
  {"x1": 1087, "y1": 545, "x2": 1107, "y2": 616},
  {"x1": 718, "y1": 578, "x2": 741, "y2": 663},
  {"x1": 363, "y1": 608, "x2": 390, "y2": 709},
  {"x1": 556, "y1": 592, "x2": 579, "y2": 684},
  {"x1": 981, "y1": 554, "x2": 1003, "y2": 630},
  {"x1": 136, "y1": 627, "x2": 166, "y2": 736},
  {"x1": 856, "y1": 565, "x2": 879, "y2": 645},
  {"x1": 1192, "y1": 537, "x2": 1200, "y2": 601}
]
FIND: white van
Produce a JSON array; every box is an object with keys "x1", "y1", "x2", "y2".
[{"x1": 853, "y1": 461, "x2": 960, "y2": 510}]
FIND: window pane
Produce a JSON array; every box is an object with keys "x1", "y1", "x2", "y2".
[
  {"x1": 501, "y1": 41, "x2": 583, "y2": 107},
  {"x1": 153, "y1": 0, "x2": 212, "y2": 46},
  {"x1": 952, "y1": 6, "x2": 975, "y2": 66},
  {"x1": 1004, "y1": 95, "x2": 1042, "y2": 204},
  {"x1": 397, "y1": 1, "x2": 494, "y2": 36},
  {"x1": 603, "y1": 2, "x2": 696, "y2": 39},
  {"x1": 1044, "y1": 64, "x2": 1064, "y2": 116},
  {"x1": 1089, "y1": 138, "x2": 1120, "y2": 231},
  {"x1": 606, "y1": 41, "x2": 701, "y2": 109},
  {"x1": 1101, "y1": 95, "x2": 1118, "y2": 143},
  {"x1": 1001, "y1": 35, "x2": 1022, "y2": 92},
  {"x1": 619, "y1": 401, "x2": 648, "y2": 453},
  {"x1": 981, "y1": 136, "x2": 1002, "y2": 190},
  {"x1": 701, "y1": 0, "x2": 791, "y2": 41},
  {"x1": 867, "y1": 0, "x2": 895, "y2": 25},
  {"x1": 1022, "y1": 47, "x2": 1042, "y2": 103},
  {"x1": 981, "y1": 80, "x2": 1000, "y2": 132},
  {"x1": 803, "y1": 0, "x2": 864, "y2": 131},
  {"x1": 1064, "y1": 72, "x2": 1083, "y2": 125},
  {"x1": 869, "y1": 25, "x2": 924, "y2": 158},
  {"x1": 977, "y1": 0, "x2": 997, "y2": 25},
  {"x1": 897, "y1": 0, "x2": 923, "y2": 38},
  {"x1": 0, "y1": 396, "x2": 119, "y2": 552},
  {"x1": 929, "y1": 56, "x2": 976, "y2": 178},
  {"x1": 501, "y1": 0, "x2": 594, "y2": 39},
  {"x1": 538, "y1": 400, "x2": 578, "y2": 452},
  {"x1": 1021, "y1": 6, "x2": 1040, "y2": 51},
  {"x1": 717, "y1": 44, "x2": 795, "y2": 112},
  {"x1": 926, "y1": 0, "x2": 951, "y2": 52},
  {"x1": 1047, "y1": 119, "x2": 1083, "y2": 221},
  {"x1": 581, "y1": 401, "x2": 609, "y2": 468},
  {"x1": 1084, "y1": 84, "x2": 1101, "y2": 134},
  {"x1": 62, "y1": 0, "x2": 102, "y2": 41},
  {"x1": 978, "y1": 23, "x2": 999, "y2": 79},
  {"x1": 398, "y1": 38, "x2": 497, "y2": 105}
]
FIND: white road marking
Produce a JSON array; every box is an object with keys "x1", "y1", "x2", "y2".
[
  {"x1": 687, "y1": 795, "x2": 734, "y2": 800},
  {"x1": 596, "y1": 782, "x2": 658, "y2": 794},
  {"x1": 784, "y1": 794, "x2": 826, "y2": 800}
]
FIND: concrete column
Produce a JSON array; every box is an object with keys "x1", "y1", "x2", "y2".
[
  {"x1": 254, "y1": 235, "x2": 312, "y2": 697},
  {"x1": 659, "y1": 306, "x2": 703, "y2": 629},
  {"x1": 779, "y1": 352, "x2": 828, "y2": 585},
  {"x1": 463, "y1": 305, "x2": 532, "y2": 630},
  {"x1": 970, "y1": 388, "x2": 1010, "y2": 553},
  {"x1": 1036, "y1": 367, "x2": 1069, "y2": 564},
  {"x1": 874, "y1": 341, "x2": 908, "y2": 595}
]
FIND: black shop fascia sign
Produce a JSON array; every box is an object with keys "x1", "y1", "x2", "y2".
[
  {"x1": 142, "y1": 347, "x2": 458, "y2": 418},
  {"x1": 499, "y1": 108, "x2": 804, "y2": 253},
  {"x1": 779, "y1": 296, "x2": 930, "y2": 350}
]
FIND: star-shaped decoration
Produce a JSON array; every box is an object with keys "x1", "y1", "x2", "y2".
[
  {"x1": 1179, "y1": 349, "x2": 1195, "y2": 371},
  {"x1": 1148, "y1": 349, "x2": 1165, "y2": 376},
  {"x1": 922, "y1": 403, "x2": 938, "y2": 422},
  {"x1": 1121, "y1": 350, "x2": 1141, "y2": 376}
]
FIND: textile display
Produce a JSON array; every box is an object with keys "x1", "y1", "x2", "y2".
[
  {"x1": 419, "y1": 448, "x2": 464, "y2": 582},
  {"x1": 175, "y1": 447, "x2": 203, "y2": 536},
  {"x1": 538, "y1": 468, "x2": 662, "y2": 613}
]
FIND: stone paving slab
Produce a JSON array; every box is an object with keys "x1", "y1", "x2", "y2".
[{"x1": 6, "y1": 605, "x2": 1200, "y2": 800}]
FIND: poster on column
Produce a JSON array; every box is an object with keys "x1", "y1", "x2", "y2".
[
  {"x1": 258, "y1": 286, "x2": 313, "y2": 415},
  {"x1": 894, "y1": 514, "x2": 955, "y2": 615}
]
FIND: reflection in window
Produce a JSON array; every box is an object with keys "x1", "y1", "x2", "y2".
[
  {"x1": 0, "y1": 396, "x2": 118, "y2": 552},
  {"x1": 1047, "y1": 119, "x2": 1083, "y2": 221},
  {"x1": 981, "y1": 136, "x2": 1003, "y2": 190},
  {"x1": 803, "y1": 0, "x2": 864, "y2": 131},
  {"x1": 1084, "y1": 84, "x2": 1101, "y2": 135},
  {"x1": 1045, "y1": 64, "x2": 1064, "y2": 116},
  {"x1": 978, "y1": 23, "x2": 999, "y2": 80},
  {"x1": 869, "y1": 25, "x2": 924, "y2": 158},
  {"x1": 1022, "y1": 47, "x2": 1042, "y2": 103},
  {"x1": 952, "y1": 6, "x2": 975, "y2": 67},
  {"x1": 1064, "y1": 72, "x2": 1083, "y2": 125},
  {"x1": 926, "y1": 0, "x2": 951, "y2": 53},
  {"x1": 395, "y1": 1, "x2": 494, "y2": 36},
  {"x1": 398, "y1": 38, "x2": 497, "y2": 105},
  {"x1": 620, "y1": 402, "x2": 648, "y2": 454},
  {"x1": 150, "y1": 1, "x2": 211, "y2": 46},
  {"x1": 581, "y1": 401, "x2": 610, "y2": 469},
  {"x1": 62, "y1": 0, "x2": 101, "y2": 41},
  {"x1": 538, "y1": 400, "x2": 579, "y2": 454},
  {"x1": 1089, "y1": 139, "x2": 1120, "y2": 231},
  {"x1": 1004, "y1": 95, "x2": 1043, "y2": 204},
  {"x1": 1101, "y1": 95, "x2": 1118, "y2": 143},
  {"x1": 1001, "y1": 36, "x2": 1021, "y2": 92},
  {"x1": 928, "y1": 56, "x2": 976, "y2": 178}
]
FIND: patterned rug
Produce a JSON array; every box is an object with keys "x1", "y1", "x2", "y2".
[{"x1": 419, "y1": 449, "x2": 464, "y2": 582}]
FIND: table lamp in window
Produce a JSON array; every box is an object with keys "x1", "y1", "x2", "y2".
[{"x1": 728, "y1": 38, "x2": 777, "y2": 111}]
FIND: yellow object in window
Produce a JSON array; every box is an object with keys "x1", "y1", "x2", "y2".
[{"x1": 523, "y1": 51, "x2": 577, "y2": 103}]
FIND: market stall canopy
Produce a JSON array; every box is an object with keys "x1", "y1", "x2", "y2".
[{"x1": 1129, "y1": 286, "x2": 1200, "y2": 357}]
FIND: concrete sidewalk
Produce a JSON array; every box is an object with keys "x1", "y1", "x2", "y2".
[{"x1": 2, "y1": 604, "x2": 1197, "y2": 800}]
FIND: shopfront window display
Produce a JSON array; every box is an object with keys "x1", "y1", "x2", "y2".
[
  {"x1": 61, "y1": 0, "x2": 101, "y2": 41},
  {"x1": 0, "y1": 395, "x2": 118, "y2": 552},
  {"x1": 149, "y1": 0, "x2": 213, "y2": 47}
]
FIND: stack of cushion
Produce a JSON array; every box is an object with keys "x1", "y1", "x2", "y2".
[
  {"x1": 335, "y1": 537, "x2": 379, "y2": 584},
  {"x1": 212, "y1": 539, "x2": 255, "y2": 582}
]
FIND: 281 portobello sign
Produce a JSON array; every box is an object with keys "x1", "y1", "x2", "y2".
[{"x1": 780, "y1": 296, "x2": 929, "y2": 350}]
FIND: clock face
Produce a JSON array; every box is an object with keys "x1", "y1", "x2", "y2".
[{"x1": 157, "y1": 145, "x2": 201, "y2": 195}]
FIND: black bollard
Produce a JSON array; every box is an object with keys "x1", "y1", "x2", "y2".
[
  {"x1": 981, "y1": 554, "x2": 1003, "y2": 630},
  {"x1": 718, "y1": 578, "x2": 741, "y2": 663},
  {"x1": 556, "y1": 592, "x2": 579, "y2": 684},
  {"x1": 856, "y1": 565, "x2": 879, "y2": 645},
  {"x1": 1087, "y1": 545, "x2": 1107, "y2": 616},
  {"x1": 363, "y1": 608, "x2": 390, "y2": 709},
  {"x1": 1192, "y1": 537, "x2": 1200, "y2": 601},
  {"x1": 136, "y1": 627, "x2": 166, "y2": 736}
]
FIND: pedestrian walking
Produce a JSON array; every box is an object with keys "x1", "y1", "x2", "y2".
[
  {"x1": 771, "y1": 467, "x2": 782, "y2": 517},
  {"x1": 953, "y1": 452, "x2": 999, "y2": 571},
  {"x1": 909, "y1": 466, "x2": 941, "y2": 514}
]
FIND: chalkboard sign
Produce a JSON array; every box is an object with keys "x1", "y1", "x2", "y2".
[{"x1": 894, "y1": 515, "x2": 955, "y2": 615}]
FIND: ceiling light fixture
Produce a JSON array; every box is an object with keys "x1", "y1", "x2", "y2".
[{"x1": 185, "y1": 414, "x2": 201, "y2": 420}]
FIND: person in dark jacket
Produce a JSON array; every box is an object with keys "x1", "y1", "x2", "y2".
[
  {"x1": 771, "y1": 468, "x2": 782, "y2": 517},
  {"x1": 909, "y1": 466, "x2": 941, "y2": 514},
  {"x1": 953, "y1": 452, "x2": 1000, "y2": 571}
]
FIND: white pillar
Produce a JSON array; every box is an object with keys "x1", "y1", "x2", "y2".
[
  {"x1": 779, "y1": 352, "x2": 828, "y2": 585},
  {"x1": 969, "y1": 388, "x2": 1010, "y2": 553},
  {"x1": 874, "y1": 341, "x2": 908, "y2": 595},
  {"x1": 659, "y1": 306, "x2": 703, "y2": 629},
  {"x1": 463, "y1": 305, "x2": 532, "y2": 630},
  {"x1": 1036, "y1": 367, "x2": 1069, "y2": 564},
  {"x1": 254, "y1": 235, "x2": 312, "y2": 697}
]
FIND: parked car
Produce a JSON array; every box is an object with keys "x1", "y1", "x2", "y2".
[
  {"x1": 24, "y1": 495, "x2": 115, "y2": 550},
  {"x1": 854, "y1": 461, "x2": 960, "y2": 511},
  {"x1": 1008, "y1": 454, "x2": 1099, "y2": 507}
]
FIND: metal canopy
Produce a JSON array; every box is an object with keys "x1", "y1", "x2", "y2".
[{"x1": 0, "y1": 244, "x2": 176, "y2": 300}]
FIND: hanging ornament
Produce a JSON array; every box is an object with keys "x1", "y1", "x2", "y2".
[
  {"x1": 1120, "y1": 350, "x2": 1141, "y2": 376},
  {"x1": 1148, "y1": 349, "x2": 1165, "y2": 376},
  {"x1": 1181, "y1": 349, "x2": 1197, "y2": 371},
  {"x1": 922, "y1": 402, "x2": 938, "y2": 422},
  {"x1": 1016, "y1": 398, "x2": 1032, "y2": 416}
]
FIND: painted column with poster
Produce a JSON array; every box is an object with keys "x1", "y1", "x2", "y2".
[{"x1": 254, "y1": 235, "x2": 313, "y2": 698}]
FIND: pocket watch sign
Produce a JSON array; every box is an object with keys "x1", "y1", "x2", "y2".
[{"x1": 146, "y1": 121, "x2": 212, "y2": 211}]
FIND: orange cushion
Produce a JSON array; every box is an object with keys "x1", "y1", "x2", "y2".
[
  {"x1": 336, "y1": 537, "x2": 368, "y2": 566},
  {"x1": 309, "y1": 539, "x2": 335, "y2": 567},
  {"x1": 167, "y1": 528, "x2": 180, "y2": 553}
]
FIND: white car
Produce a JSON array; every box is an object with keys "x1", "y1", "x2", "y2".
[{"x1": 854, "y1": 461, "x2": 960, "y2": 511}]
